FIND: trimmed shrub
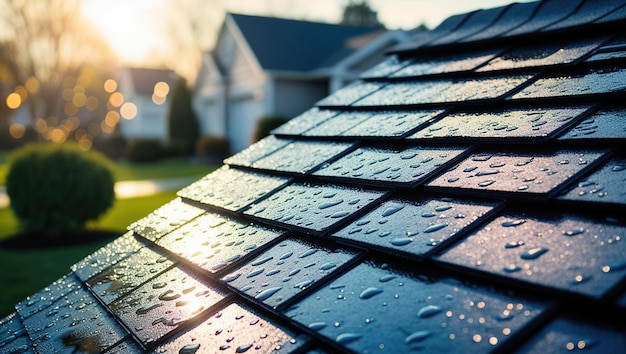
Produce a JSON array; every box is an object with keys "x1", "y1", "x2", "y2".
[
  {"x1": 93, "y1": 133, "x2": 128, "y2": 160},
  {"x1": 253, "y1": 115, "x2": 288, "y2": 142},
  {"x1": 127, "y1": 138, "x2": 163, "y2": 163},
  {"x1": 195, "y1": 135, "x2": 229, "y2": 164},
  {"x1": 6, "y1": 143, "x2": 115, "y2": 239}
]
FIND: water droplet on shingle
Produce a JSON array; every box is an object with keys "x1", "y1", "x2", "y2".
[
  {"x1": 179, "y1": 344, "x2": 201, "y2": 353},
  {"x1": 502, "y1": 220, "x2": 526, "y2": 227},
  {"x1": 390, "y1": 238, "x2": 413, "y2": 246},
  {"x1": 336, "y1": 333, "x2": 362, "y2": 344},
  {"x1": 382, "y1": 205, "x2": 404, "y2": 217},
  {"x1": 319, "y1": 200, "x2": 343, "y2": 209},
  {"x1": 236, "y1": 344, "x2": 253, "y2": 353},
  {"x1": 417, "y1": 305, "x2": 442, "y2": 318},
  {"x1": 309, "y1": 322, "x2": 327, "y2": 331},
  {"x1": 255, "y1": 287, "x2": 282, "y2": 301},
  {"x1": 424, "y1": 223, "x2": 448, "y2": 233},
  {"x1": 521, "y1": 247, "x2": 548, "y2": 260},
  {"x1": 359, "y1": 287, "x2": 383, "y2": 299},
  {"x1": 563, "y1": 228, "x2": 585, "y2": 236},
  {"x1": 405, "y1": 330, "x2": 431, "y2": 343},
  {"x1": 478, "y1": 180, "x2": 496, "y2": 187}
]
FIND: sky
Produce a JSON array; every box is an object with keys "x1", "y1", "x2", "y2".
[{"x1": 81, "y1": 0, "x2": 527, "y2": 65}]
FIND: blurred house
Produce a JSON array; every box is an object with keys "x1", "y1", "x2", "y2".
[
  {"x1": 193, "y1": 13, "x2": 411, "y2": 153},
  {"x1": 116, "y1": 67, "x2": 179, "y2": 142}
]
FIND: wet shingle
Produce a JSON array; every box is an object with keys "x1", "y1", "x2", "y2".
[
  {"x1": 331, "y1": 197, "x2": 502, "y2": 259},
  {"x1": 224, "y1": 135, "x2": 292, "y2": 167},
  {"x1": 460, "y1": 1, "x2": 540, "y2": 42},
  {"x1": 302, "y1": 111, "x2": 374, "y2": 137},
  {"x1": 315, "y1": 81, "x2": 384, "y2": 107},
  {"x1": 557, "y1": 107, "x2": 626, "y2": 141},
  {"x1": 15, "y1": 273, "x2": 82, "y2": 320},
  {"x1": 109, "y1": 266, "x2": 227, "y2": 347},
  {"x1": 272, "y1": 108, "x2": 339, "y2": 136},
  {"x1": 559, "y1": 156, "x2": 626, "y2": 207},
  {"x1": 503, "y1": 0, "x2": 584, "y2": 37},
  {"x1": 251, "y1": 141, "x2": 355, "y2": 174},
  {"x1": 71, "y1": 231, "x2": 143, "y2": 281},
  {"x1": 222, "y1": 237, "x2": 359, "y2": 309},
  {"x1": 285, "y1": 260, "x2": 549, "y2": 353},
  {"x1": 0, "y1": 313, "x2": 31, "y2": 353},
  {"x1": 408, "y1": 106, "x2": 594, "y2": 143},
  {"x1": 151, "y1": 302, "x2": 308, "y2": 353},
  {"x1": 437, "y1": 212, "x2": 626, "y2": 299},
  {"x1": 177, "y1": 166, "x2": 291, "y2": 211},
  {"x1": 359, "y1": 55, "x2": 412, "y2": 79},
  {"x1": 86, "y1": 247, "x2": 174, "y2": 305},
  {"x1": 354, "y1": 75, "x2": 534, "y2": 107},
  {"x1": 313, "y1": 145, "x2": 469, "y2": 187},
  {"x1": 22, "y1": 286, "x2": 127, "y2": 354},
  {"x1": 340, "y1": 109, "x2": 445, "y2": 138},
  {"x1": 427, "y1": 149, "x2": 608, "y2": 199},
  {"x1": 245, "y1": 183, "x2": 388, "y2": 234},
  {"x1": 128, "y1": 197, "x2": 206, "y2": 242},
  {"x1": 390, "y1": 49, "x2": 499, "y2": 77},
  {"x1": 156, "y1": 212, "x2": 285, "y2": 273}
]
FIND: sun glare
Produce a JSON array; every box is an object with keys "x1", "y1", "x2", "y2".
[{"x1": 80, "y1": 0, "x2": 168, "y2": 64}]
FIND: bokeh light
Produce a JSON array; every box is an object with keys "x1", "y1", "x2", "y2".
[
  {"x1": 104, "y1": 79, "x2": 118, "y2": 93},
  {"x1": 109, "y1": 92, "x2": 124, "y2": 107},
  {"x1": 9, "y1": 124, "x2": 26, "y2": 139},
  {"x1": 120, "y1": 102, "x2": 137, "y2": 119},
  {"x1": 6, "y1": 93, "x2": 22, "y2": 109}
]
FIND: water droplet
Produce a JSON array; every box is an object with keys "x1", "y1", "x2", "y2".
[
  {"x1": 336, "y1": 333, "x2": 362, "y2": 344},
  {"x1": 359, "y1": 287, "x2": 383, "y2": 299},
  {"x1": 563, "y1": 228, "x2": 585, "y2": 236},
  {"x1": 463, "y1": 166, "x2": 478, "y2": 172},
  {"x1": 382, "y1": 205, "x2": 404, "y2": 217},
  {"x1": 602, "y1": 261, "x2": 626, "y2": 273},
  {"x1": 330, "y1": 211, "x2": 350, "y2": 218},
  {"x1": 379, "y1": 275, "x2": 397, "y2": 283},
  {"x1": 223, "y1": 273, "x2": 241, "y2": 283},
  {"x1": 246, "y1": 268, "x2": 264, "y2": 278},
  {"x1": 505, "y1": 241, "x2": 524, "y2": 249},
  {"x1": 255, "y1": 287, "x2": 282, "y2": 301},
  {"x1": 319, "y1": 263, "x2": 337, "y2": 271},
  {"x1": 251, "y1": 256, "x2": 273, "y2": 266},
  {"x1": 521, "y1": 247, "x2": 548, "y2": 260},
  {"x1": 279, "y1": 252, "x2": 293, "y2": 260},
  {"x1": 476, "y1": 170, "x2": 500, "y2": 176},
  {"x1": 219, "y1": 345, "x2": 230, "y2": 351},
  {"x1": 502, "y1": 220, "x2": 526, "y2": 227},
  {"x1": 236, "y1": 344, "x2": 253, "y2": 353},
  {"x1": 294, "y1": 280, "x2": 314, "y2": 289},
  {"x1": 179, "y1": 343, "x2": 201, "y2": 353},
  {"x1": 424, "y1": 223, "x2": 447, "y2": 233},
  {"x1": 422, "y1": 212, "x2": 436, "y2": 218},
  {"x1": 435, "y1": 205, "x2": 452, "y2": 212},
  {"x1": 159, "y1": 289, "x2": 181, "y2": 301},
  {"x1": 319, "y1": 200, "x2": 343, "y2": 209},
  {"x1": 503, "y1": 264, "x2": 521, "y2": 273},
  {"x1": 405, "y1": 330, "x2": 431, "y2": 343},
  {"x1": 299, "y1": 249, "x2": 318, "y2": 258},
  {"x1": 152, "y1": 282, "x2": 167, "y2": 289},
  {"x1": 308, "y1": 322, "x2": 327, "y2": 331},
  {"x1": 136, "y1": 303, "x2": 163, "y2": 315},
  {"x1": 478, "y1": 180, "x2": 496, "y2": 187},
  {"x1": 390, "y1": 238, "x2": 412, "y2": 246},
  {"x1": 612, "y1": 165, "x2": 626, "y2": 172},
  {"x1": 417, "y1": 305, "x2": 442, "y2": 318}
]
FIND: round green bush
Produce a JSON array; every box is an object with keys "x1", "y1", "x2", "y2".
[
  {"x1": 127, "y1": 138, "x2": 164, "y2": 163},
  {"x1": 6, "y1": 143, "x2": 115, "y2": 238}
]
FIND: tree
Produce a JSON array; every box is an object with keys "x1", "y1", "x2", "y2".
[
  {"x1": 167, "y1": 77, "x2": 199, "y2": 155},
  {"x1": 341, "y1": 0, "x2": 385, "y2": 28},
  {"x1": 0, "y1": 0, "x2": 116, "y2": 144}
]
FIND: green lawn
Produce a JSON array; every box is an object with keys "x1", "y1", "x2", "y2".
[{"x1": 0, "y1": 152, "x2": 217, "y2": 318}]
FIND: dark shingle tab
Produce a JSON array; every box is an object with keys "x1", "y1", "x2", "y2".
[
  {"x1": 510, "y1": 67, "x2": 626, "y2": 100},
  {"x1": 331, "y1": 196, "x2": 502, "y2": 259},
  {"x1": 340, "y1": 109, "x2": 445, "y2": 138},
  {"x1": 408, "y1": 105, "x2": 594, "y2": 143},
  {"x1": 284, "y1": 260, "x2": 549, "y2": 353},
  {"x1": 128, "y1": 197, "x2": 206, "y2": 242},
  {"x1": 302, "y1": 111, "x2": 374, "y2": 137},
  {"x1": 86, "y1": 247, "x2": 174, "y2": 305},
  {"x1": 437, "y1": 211, "x2": 626, "y2": 299},
  {"x1": 315, "y1": 81, "x2": 384, "y2": 107},
  {"x1": 503, "y1": 0, "x2": 585, "y2": 37},
  {"x1": 390, "y1": 49, "x2": 500, "y2": 77},
  {"x1": 313, "y1": 145, "x2": 470, "y2": 187},
  {"x1": 428, "y1": 6, "x2": 510, "y2": 46},
  {"x1": 460, "y1": 1, "x2": 541, "y2": 42},
  {"x1": 109, "y1": 266, "x2": 228, "y2": 347},
  {"x1": 15, "y1": 273, "x2": 82, "y2": 320},
  {"x1": 152, "y1": 302, "x2": 309, "y2": 353},
  {"x1": 558, "y1": 106, "x2": 626, "y2": 141},
  {"x1": 354, "y1": 75, "x2": 534, "y2": 107},
  {"x1": 427, "y1": 149, "x2": 608, "y2": 199},
  {"x1": 558, "y1": 156, "x2": 626, "y2": 207},
  {"x1": 477, "y1": 37, "x2": 607, "y2": 72},
  {"x1": 22, "y1": 286, "x2": 128, "y2": 354},
  {"x1": 542, "y1": 0, "x2": 626, "y2": 32},
  {"x1": 177, "y1": 166, "x2": 291, "y2": 211},
  {"x1": 390, "y1": 11, "x2": 475, "y2": 53},
  {"x1": 245, "y1": 183, "x2": 389, "y2": 234},
  {"x1": 224, "y1": 135, "x2": 292, "y2": 167},
  {"x1": 71, "y1": 231, "x2": 143, "y2": 281},
  {"x1": 222, "y1": 237, "x2": 359, "y2": 309},
  {"x1": 272, "y1": 108, "x2": 339, "y2": 136},
  {"x1": 359, "y1": 55, "x2": 412, "y2": 79},
  {"x1": 250, "y1": 141, "x2": 355, "y2": 174},
  {"x1": 156, "y1": 212, "x2": 285, "y2": 273}
]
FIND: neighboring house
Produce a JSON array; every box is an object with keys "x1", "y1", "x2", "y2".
[
  {"x1": 116, "y1": 67, "x2": 178, "y2": 142},
  {"x1": 193, "y1": 13, "x2": 411, "y2": 153}
]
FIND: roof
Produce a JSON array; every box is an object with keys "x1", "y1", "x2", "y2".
[
  {"x1": 124, "y1": 67, "x2": 178, "y2": 96},
  {"x1": 3, "y1": 0, "x2": 626, "y2": 353},
  {"x1": 229, "y1": 13, "x2": 382, "y2": 72}
]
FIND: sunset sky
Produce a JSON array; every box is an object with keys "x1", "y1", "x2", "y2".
[{"x1": 81, "y1": 0, "x2": 528, "y2": 65}]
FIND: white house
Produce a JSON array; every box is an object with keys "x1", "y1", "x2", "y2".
[
  {"x1": 116, "y1": 67, "x2": 179, "y2": 142},
  {"x1": 193, "y1": 13, "x2": 411, "y2": 153}
]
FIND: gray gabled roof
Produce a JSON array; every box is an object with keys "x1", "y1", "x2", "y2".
[
  {"x1": 230, "y1": 13, "x2": 382, "y2": 72},
  {"x1": 3, "y1": 0, "x2": 626, "y2": 353}
]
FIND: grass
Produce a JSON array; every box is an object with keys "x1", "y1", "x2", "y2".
[{"x1": 0, "y1": 151, "x2": 217, "y2": 318}]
